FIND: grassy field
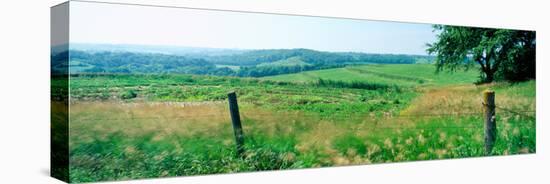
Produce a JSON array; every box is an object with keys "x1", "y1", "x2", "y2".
[
  {"x1": 257, "y1": 56, "x2": 311, "y2": 67},
  {"x1": 263, "y1": 64, "x2": 480, "y2": 86},
  {"x1": 65, "y1": 64, "x2": 535, "y2": 182}
]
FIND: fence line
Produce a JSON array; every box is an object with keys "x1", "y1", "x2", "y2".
[
  {"x1": 72, "y1": 113, "x2": 535, "y2": 130},
  {"x1": 72, "y1": 109, "x2": 535, "y2": 122},
  {"x1": 71, "y1": 89, "x2": 536, "y2": 142},
  {"x1": 495, "y1": 105, "x2": 536, "y2": 118}
]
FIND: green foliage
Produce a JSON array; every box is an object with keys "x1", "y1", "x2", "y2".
[
  {"x1": 51, "y1": 51, "x2": 69, "y2": 75},
  {"x1": 120, "y1": 90, "x2": 137, "y2": 99},
  {"x1": 68, "y1": 48, "x2": 433, "y2": 77},
  {"x1": 69, "y1": 51, "x2": 234, "y2": 75},
  {"x1": 314, "y1": 78, "x2": 398, "y2": 91},
  {"x1": 205, "y1": 48, "x2": 420, "y2": 66},
  {"x1": 495, "y1": 31, "x2": 536, "y2": 81},
  {"x1": 427, "y1": 25, "x2": 536, "y2": 83}
]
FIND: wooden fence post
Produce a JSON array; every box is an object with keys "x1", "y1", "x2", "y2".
[
  {"x1": 483, "y1": 90, "x2": 496, "y2": 155},
  {"x1": 227, "y1": 91, "x2": 245, "y2": 157}
]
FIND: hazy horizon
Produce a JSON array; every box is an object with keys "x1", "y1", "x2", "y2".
[
  {"x1": 69, "y1": 1, "x2": 438, "y2": 55},
  {"x1": 67, "y1": 42, "x2": 435, "y2": 56}
]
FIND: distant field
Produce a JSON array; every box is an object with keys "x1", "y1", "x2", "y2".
[
  {"x1": 257, "y1": 56, "x2": 311, "y2": 67},
  {"x1": 68, "y1": 74, "x2": 416, "y2": 117},
  {"x1": 215, "y1": 64, "x2": 240, "y2": 71},
  {"x1": 263, "y1": 64, "x2": 479, "y2": 87}
]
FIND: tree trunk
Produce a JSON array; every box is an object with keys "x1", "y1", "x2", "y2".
[{"x1": 485, "y1": 70, "x2": 494, "y2": 83}]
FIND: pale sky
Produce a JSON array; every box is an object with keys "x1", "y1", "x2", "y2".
[{"x1": 69, "y1": 1, "x2": 437, "y2": 55}]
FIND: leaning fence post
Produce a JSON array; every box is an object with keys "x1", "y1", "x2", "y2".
[
  {"x1": 227, "y1": 91, "x2": 245, "y2": 157},
  {"x1": 483, "y1": 90, "x2": 496, "y2": 155}
]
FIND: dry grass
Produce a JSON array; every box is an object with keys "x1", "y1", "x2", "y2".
[
  {"x1": 401, "y1": 82, "x2": 535, "y2": 116},
  {"x1": 401, "y1": 84, "x2": 483, "y2": 115},
  {"x1": 69, "y1": 101, "x2": 231, "y2": 146}
]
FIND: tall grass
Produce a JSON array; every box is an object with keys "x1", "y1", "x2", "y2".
[
  {"x1": 68, "y1": 96, "x2": 535, "y2": 182},
  {"x1": 63, "y1": 64, "x2": 535, "y2": 182}
]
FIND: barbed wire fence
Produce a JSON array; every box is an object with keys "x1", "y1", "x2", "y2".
[
  {"x1": 74, "y1": 106, "x2": 534, "y2": 123},
  {"x1": 72, "y1": 90, "x2": 535, "y2": 156}
]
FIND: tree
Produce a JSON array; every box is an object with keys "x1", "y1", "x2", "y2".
[
  {"x1": 496, "y1": 31, "x2": 536, "y2": 81},
  {"x1": 427, "y1": 25, "x2": 535, "y2": 83}
]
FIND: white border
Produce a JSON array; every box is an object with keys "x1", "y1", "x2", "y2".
[{"x1": 0, "y1": 0, "x2": 547, "y2": 183}]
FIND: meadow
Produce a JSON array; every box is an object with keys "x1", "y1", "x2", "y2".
[
  {"x1": 65, "y1": 64, "x2": 535, "y2": 182},
  {"x1": 263, "y1": 64, "x2": 480, "y2": 86}
]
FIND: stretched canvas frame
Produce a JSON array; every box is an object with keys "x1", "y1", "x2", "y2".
[{"x1": 51, "y1": 1, "x2": 536, "y2": 183}]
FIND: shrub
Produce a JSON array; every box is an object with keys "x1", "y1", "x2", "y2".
[
  {"x1": 120, "y1": 90, "x2": 138, "y2": 99},
  {"x1": 313, "y1": 78, "x2": 395, "y2": 91}
]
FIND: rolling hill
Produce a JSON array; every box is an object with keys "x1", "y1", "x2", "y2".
[
  {"x1": 60, "y1": 43, "x2": 436, "y2": 77},
  {"x1": 263, "y1": 64, "x2": 479, "y2": 86}
]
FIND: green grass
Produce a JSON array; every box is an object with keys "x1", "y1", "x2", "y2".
[
  {"x1": 62, "y1": 64, "x2": 535, "y2": 182},
  {"x1": 68, "y1": 102, "x2": 534, "y2": 182},
  {"x1": 68, "y1": 74, "x2": 416, "y2": 117}
]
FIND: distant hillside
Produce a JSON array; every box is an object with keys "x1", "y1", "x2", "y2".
[
  {"x1": 263, "y1": 64, "x2": 479, "y2": 87},
  {"x1": 208, "y1": 48, "x2": 434, "y2": 77},
  {"x1": 62, "y1": 44, "x2": 435, "y2": 77},
  {"x1": 68, "y1": 50, "x2": 234, "y2": 75},
  {"x1": 203, "y1": 48, "x2": 430, "y2": 66},
  {"x1": 257, "y1": 56, "x2": 311, "y2": 67}
]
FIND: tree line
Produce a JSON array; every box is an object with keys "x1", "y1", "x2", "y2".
[{"x1": 64, "y1": 49, "x2": 430, "y2": 77}]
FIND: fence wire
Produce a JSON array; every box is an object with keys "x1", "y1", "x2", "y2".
[{"x1": 71, "y1": 105, "x2": 535, "y2": 130}]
